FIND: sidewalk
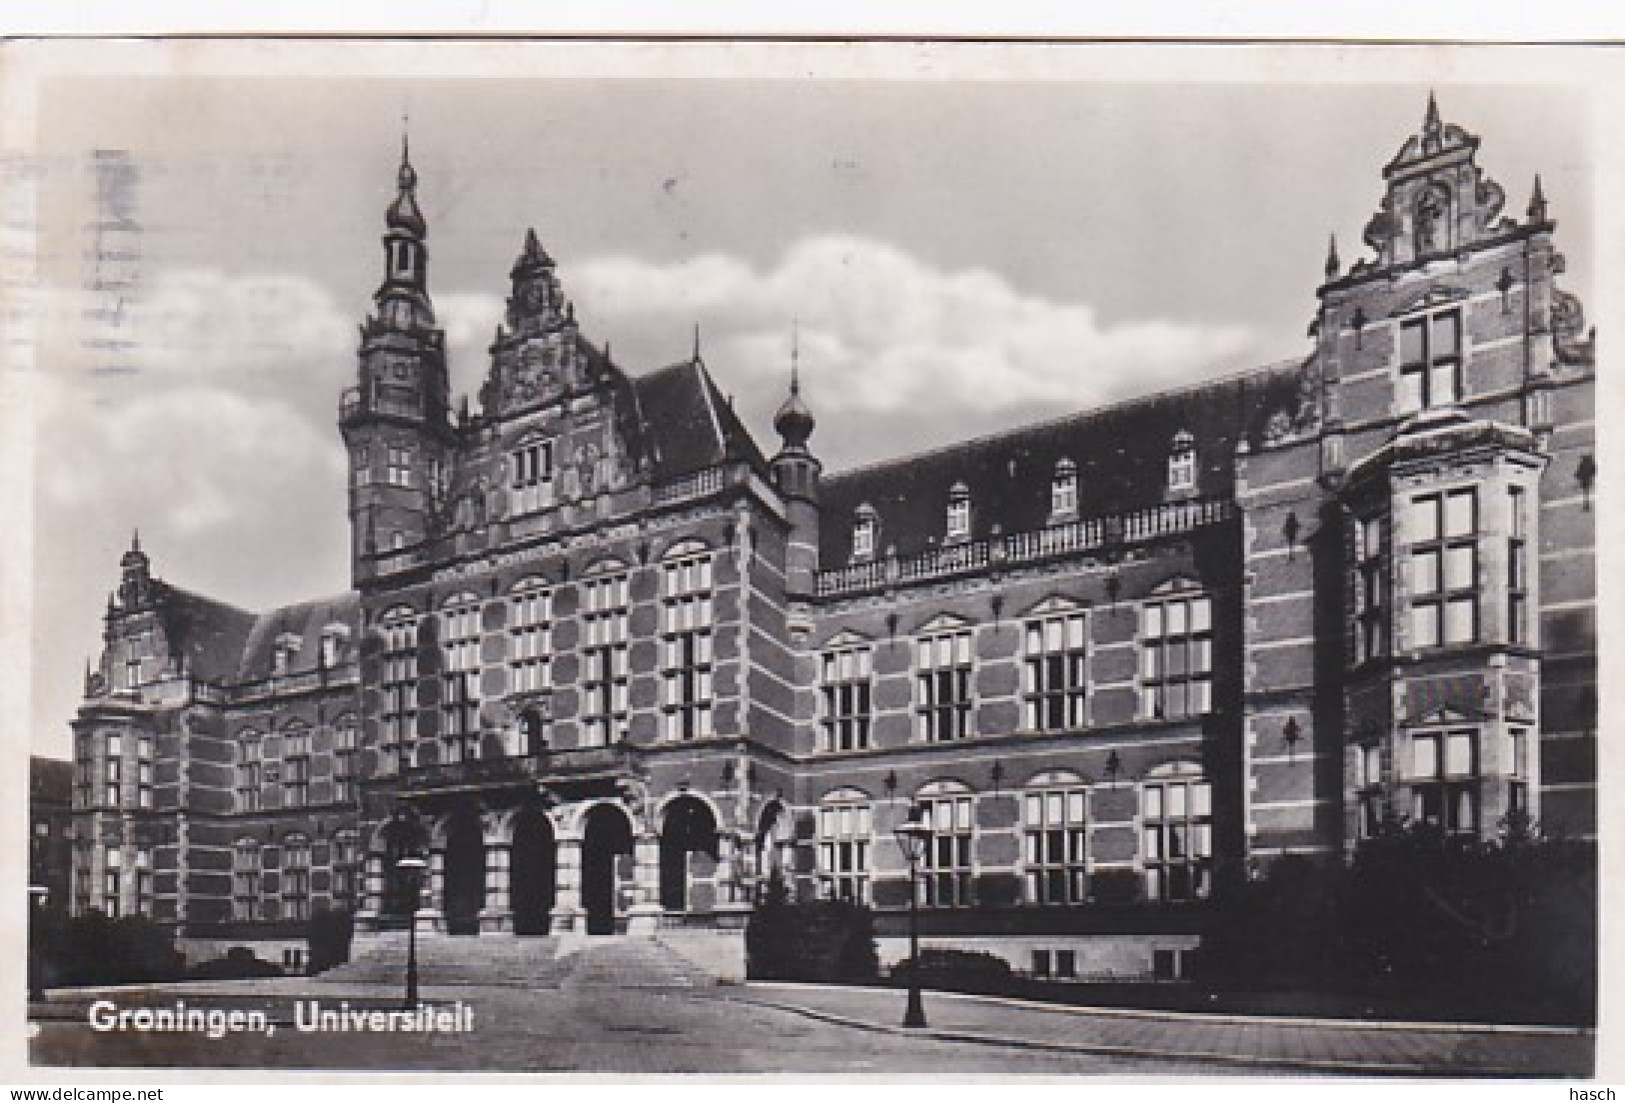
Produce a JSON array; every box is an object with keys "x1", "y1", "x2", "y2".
[{"x1": 731, "y1": 982, "x2": 1594, "y2": 1077}]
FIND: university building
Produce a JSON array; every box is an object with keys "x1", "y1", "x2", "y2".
[{"x1": 66, "y1": 99, "x2": 1595, "y2": 979}]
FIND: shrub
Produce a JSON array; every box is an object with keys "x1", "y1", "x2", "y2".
[
  {"x1": 890, "y1": 947, "x2": 1016, "y2": 996},
  {"x1": 746, "y1": 872, "x2": 879, "y2": 983},
  {"x1": 188, "y1": 946, "x2": 284, "y2": 980},
  {"x1": 33, "y1": 910, "x2": 184, "y2": 987},
  {"x1": 307, "y1": 907, "x2": 355, "y2": 975}
]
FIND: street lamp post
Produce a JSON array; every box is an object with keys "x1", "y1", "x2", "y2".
[
  {"x1": 27, "y1": 885, "x2": 48, "y2": 1003},
  {"x1": 396, "y1": 855, "x2": 427, "y2": 1011},
  {"x1": 894, "y1": 804, "x2": 931, "y2": 1029}
]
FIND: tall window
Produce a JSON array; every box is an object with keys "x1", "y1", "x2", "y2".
[
  {"x1": 1409, "y1": 488, "x2": 1477, "y2": 648},
  {"x1": 510, "y1": 580, "x2": 552, "y2": 695},
  {"x1": 386, "y1": 444, "x2": 413, "y2": 487},
  {"x1": 233, "y1": 839, "x2": 260, "y2": 921},
  {"x1": 1051, "y1": 458, "x2": 1078, "y2": 520},
  {"x1": 282, "y1": 725, "x2": 311, "y2": 808},
  {"x1": 1398, "y1": 309, "x2": 1462, "y2": 412},
  {"x1": 1508, "y1": 486, "x2": 1529, "y2": 645},
  {"x1": 1353, "y1": 514, "x2": 1387, "y2": 664},
  {"x1": 1023, "y1": 612, "x2": 1088, "y2": 731},
  {"x1": 73, "y1": 839, "x2": 93, "y2": 916},
  {"x1": 236, "y1": 734, "x2": 262, "y2": 812},
  {"x1": 1356, "y1": 743, "x2": 1384, "y2": 839},
  {"x1": 441, "y1": 596, "x2": 483, "y2": 763},
  {"x1": 852, "y1": 505, "x2": 878, "y2": 561},
  {"x1": 820, "y1": 645, "x2": 873, "y2": 752},
  {"x1": 136, "y1": 735, "x2": 154, "y2": 809},
  {"x1": 510, "y1": 440, "x2": 555, "y2": 515},
  {"x1": 582, "y1": 571, "x2": 631, "y2": 746},
  {"x1": 73, "y1": 735, "x2": 93, "y2": 809},
  {"x1": 946, "y1": 482, "x2": 971, "y2": 542},
  {"x1": 283, "y1": 836, "x2": 311, "y2": 922},
  {"x1": 816, "y1": 792, "x2": 871, "y2": 903},
  {"x1": 918, "y1": 788, "x2": 975, "y2": 907},
  {"x1": 332, "y1": 831, "x2": 360, "y2": 903},
  {"x1": 103, "y1": 845, "x2": 122, "y2": 917},
  {"x1": 1142, "y1": 770, "x2": 1212, "y2": 902},
  {"x1": 104, "y1": 734, "x2": 122, "y2": 808},
  {"x1": 1140, "y1": 588, "x2": 1213, "y2": 720},
  {"x1": 1167, "y1": 430, "x2": 1197, "y2": 492},
  {"x1": 133, "y1": 846, "x2": 154, "y2": 917},
  {"x1": 916, "y1": 629, "x2": 974, "y2": 742},
  {"x1": 1410, "y1": 729, "x2": 1478, "y2": 835},
  {"x1": 661, "y1": 553, "x2": 715, "y2": 741},
  {"x1": 1507, "y1": 726, "x2": 1530, "y2": 819},
  {"x1": 1023, "y1": 780, "x2": 1088, "y2": 904},
  {"x1": 333, "y1": 716, "x2": 358, "y2": 804},
  {"x1": 380, "y1": 609, "x2": 418, "y2": 771}
]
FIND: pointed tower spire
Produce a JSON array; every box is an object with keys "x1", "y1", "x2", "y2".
[
  {"x1": 131, "y1": 528, "x2": 141, "y2": 555},
  {"x1": 1424, "y1": 90, "x2": 1442, "y2": 138},
  {"x1": 1324, "y1": 234, "x2": 1341, "y2": 281},
  {"x1": 385, "y1": 124, "x2": 425, "y2": 238},
  {"x1": 693, "y1": 322, "x2": 702, "y2": 363},
  {"x1": 1527, "y1": 173, "x2": 1549, "y2": 223},
  {"x1": 774, "y1": 325, "x2": 815, "y2": 453},
  {"x1": 790, "y1": 317, "x2": 801, "y2": 394}
]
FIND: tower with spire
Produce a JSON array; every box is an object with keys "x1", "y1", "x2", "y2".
[
  {"x1": 340, "y1": 135, "x2": 454, "y2": 583},
  {"x1": 771, "y1": 327, "x2": 821, "y2": 598}
]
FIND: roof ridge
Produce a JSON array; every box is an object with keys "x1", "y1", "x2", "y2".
[{"x1": 824, "y1": 355, "x2": 1306, "y2": 482}]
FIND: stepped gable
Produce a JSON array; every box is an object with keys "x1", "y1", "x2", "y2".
[
  {"x1": 819, "y1": 359, "x2": 1305, "y2": 564},
  {"x1": 153, "y1": 586, "x2": 258, "y2": 683},
  {"x1": 235, "y1": 592, "x2": 362, "y2": 682},
  {"x1": 629, "y1": 355, "x2": 769, "y2": 480}
]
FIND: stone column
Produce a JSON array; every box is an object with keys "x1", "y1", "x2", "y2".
[
  {"x1": 551, "y1": 836, "x2": 583, "y2": 934},
  {"x1": 626, "y1": 831, "x2": 663, "y2": 935},
  {"x1": 480, "y1": 838, "x2": 513, "y2": 934},
  {"x1": 418, "y1": 846, "x2": 446, "y2": 933}
]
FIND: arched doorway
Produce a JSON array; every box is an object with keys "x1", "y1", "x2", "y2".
[
  {"x1": 443, "y1": 807, "x2": 485, "y2": 936},
  {"x1": 581, "y1": 803, "x2": 633, "y2": 936},
  {"x1": 660, "y1": 796, "x2": 720, "y2": 913},
  {"x1": 510, "y1": 805, "x2": 557, "y2": 936},
  {"x1": 380, "y1": 814, "x2": 427, "y2": 928}
]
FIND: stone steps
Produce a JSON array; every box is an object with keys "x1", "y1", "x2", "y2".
[{"x1": 318, "y1": 931, "x2": 720, "y2": 990}]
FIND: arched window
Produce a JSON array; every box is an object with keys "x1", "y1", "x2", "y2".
[
  {"x1": 852, "y1": 504, "x2": 879, "y2": 561},
  {"x1": 232, "y1": 838, "x2": 261, "y2": 921},
  {"x1": 816, "y1": 789, "x2": 872, "y2": 903},
  {"x1": 945, "y1": 481, "x2": 972, "y2": 542},
  {"x1": 916, "y1": 780, "x2": 975, "y2": 907},
  {"x1": 1023, "y1": 771, "x2": 1088, "y2": 905},
  {"x1": 1141, "y1": 763, "x2": 1211, "y2": 903},
  {"x1": 235, "y1": 731, "x2": 262, "y2": 813},
  {"x1": 332, "y1": 714, "x2": 358, "y2": 803},
  {"x1": 581, "y1": 562, "x2": 631, "y2": 746},
  {"x1": 1050, "y1": 458, "x2": 1078, "y2": 521},
  {"x1": 1167, "y1": 430, "x2": 1197, "y2": 493},
  {"x1": 660, "y1": 547, "x2": 714, "y2": 740},
  {"x1": 509, "y1": 577, "x2": 552, "y2": 696},
  {"x1": 379, "y1": 606, "x2": 418, "y2": 772},
  {"x1": 441, "y1": 593, "x2": 483, "y2": 764},
  {"x1": 283, "y1": 834, "x2": 312, "y2": 921}
]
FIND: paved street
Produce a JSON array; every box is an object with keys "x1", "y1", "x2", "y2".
[{"x1": 29, "y1": 974, "x2": 1591, "y2": 1077}]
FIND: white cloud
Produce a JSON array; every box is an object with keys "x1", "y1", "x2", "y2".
[{"x1": 566, "y1": 235, "x2": 1263, "y2": 425}]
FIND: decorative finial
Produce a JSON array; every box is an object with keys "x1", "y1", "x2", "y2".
[
  {"x1": 693, "y1": 322, "x2": 702, "y2": 363},
  {"x1": 790, "y1": 318, "x2": 800, "y2": 394},
  {"x1": 131, "y1": 528, "x2": 141, "y2": 554},
  {"x1": 1324, "y1": 233, "x2": 1341, "y2": 281},
  {"x1": 1527, "y1": 174, "x2": 1548, "y2": 223},
  {"x1": 1424, "y1": 90, "x2": 1441, "y2": 137}
]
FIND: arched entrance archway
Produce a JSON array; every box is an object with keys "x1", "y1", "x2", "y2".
[
  {"x1": 660, "y1": 796, "x2": 720, "y2": 913},
  {"x1": 510, "y1": 805, "x2": 557, "y2": 936},
  {"x1": 380, "y1": 814, "x2": 427, "y2": 928},
  {"x1": 443, "y1": 807, "x2": 485, "y2": 936},
  {"x1": 581, "y1": 803, "x2": 634, "y2": 936}
]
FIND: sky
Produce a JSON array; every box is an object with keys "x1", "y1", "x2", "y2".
[{"x1": 15, "y1": 58, "x2": 1595, "y2": 760}]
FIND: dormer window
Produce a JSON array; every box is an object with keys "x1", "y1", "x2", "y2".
[
  {"x1": 1398, "y1": 309, "x2": 1462, "y2": 413},
  {"x1": 946, "y1": 482, "x2": 972, "y2": 542},
  {"x1": 852, "y1": 504, "x2": 878, "y2": 561},
  {"x1": 1050, "y1": 459, "x2": 1078, "y2": 521},
  {"x1": 510, "y1": 440, "x2": 555, "y2": 515},
  {"x1": 319, "y1": 625, "x2": 350, "y2": 669},
  {"x1": 272, "y1": 633, "x2": 301, "y2": 677},
  {"x1": 1167, "y1": 430, "x2": 1197, "y2": 493}
]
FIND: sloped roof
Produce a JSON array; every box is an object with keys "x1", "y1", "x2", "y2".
[
  {"x1": 629, "y1": 356, "x2": 769, "y2": 480},
  {"x1": 235, "y1": 592, "x2": 362, "y2": 682},
  {"x1": 819, "y1": 359, "x2": 1306, "y2": 564},
  {"x1": 154, "y1": 585, "x2": 258, "y2": 683}
]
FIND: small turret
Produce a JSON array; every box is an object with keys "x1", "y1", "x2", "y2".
[{"x1": 770, "y1": 328, "x2": 822, "y2": 597}]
